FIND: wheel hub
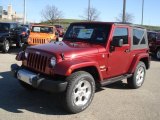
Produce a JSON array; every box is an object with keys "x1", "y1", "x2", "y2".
[
  {"x1": 6, "y1": 42, "x2": 9, "y2": 51},
  {"x1": 136, "y1": 66, "x2": 145, "y2": 85},
  {"x1": 72, "y1": 80, "x2": 91, "y2": 106}
]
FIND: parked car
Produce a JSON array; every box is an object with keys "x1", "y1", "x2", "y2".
[
  {"x1": 11, "y1": 26, "x2": 30, "y2": 48},
  {"x1": 0, "y1": 22, "x2": 19, "y2": 52},
  {"x1": 54, "y1": 25, "x2": 65, "y2": 37},
  {"x1": 11, "y1": 22, "x2": 150, "y2": 113},
  {"x1": 25, "y1": 24, "x2": 59, "y2": 46},
  {"x1": 147, "y1": 31, "x2": 160, "y2": 59}
]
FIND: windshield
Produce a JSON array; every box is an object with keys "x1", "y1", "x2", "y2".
[
  {"x1": 0, "y1": 23, "x2": 10, "y2": 31},
  {"x1": 31, "y1": 26, "x2": 53, "y2": 33},
  {"x1": 55, "y1": 25, "x2": 63, "y2": 28},
  {"x1": 63, "y1": 23, "x2": 111, "y2": 43},
  {"x1": 15, "y1": 26, "x2": 25, "y2": 31}
]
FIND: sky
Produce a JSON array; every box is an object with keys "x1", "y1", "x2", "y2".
[{"x1": 0, "y1": 0, "x2": 159, "y2": 26}]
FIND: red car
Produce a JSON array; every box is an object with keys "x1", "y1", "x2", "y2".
[
  {"x1": 11, "y1": 22, "x2": 150, "y2": 113},
  {"x1": 54, "y1": 25, "x2": 65, "y2": 37}
]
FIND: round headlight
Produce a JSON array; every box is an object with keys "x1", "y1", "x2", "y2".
[
  {"x1": 50, "y1": 57, "x2": 56, "y2": 67},
  {"x1": 25, "y1": 52, "x2": 28, "y2": 59}
]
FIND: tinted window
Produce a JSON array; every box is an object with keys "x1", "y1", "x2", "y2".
[
  {"x1": 113, "y1": 28, "x2": 128, "y2": 44},
  {"x1": 133, "y1": 29, "x2": 145, "y2": 45},
  {"x1": 32, "y1": 26, "x2": 53, "y2": 33},
  {"x1": 10, "y1": 23, "x2": 17, "y2": 29},
  {"x1": 15, "y1": 26, "x2": 27, "y2": 32}
]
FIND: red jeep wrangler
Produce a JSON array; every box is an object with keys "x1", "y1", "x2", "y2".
[{"x1": 11, "y1": 22, "x2": 150, "y2": 113}]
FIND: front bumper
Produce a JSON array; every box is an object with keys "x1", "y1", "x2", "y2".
[{"x1": 11, "y1": 64, "x2": 67, "y2": 92}]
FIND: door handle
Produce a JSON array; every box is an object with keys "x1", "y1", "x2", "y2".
[{"x1": 125, "y1": 49, "x2": 130, "y2": 53}]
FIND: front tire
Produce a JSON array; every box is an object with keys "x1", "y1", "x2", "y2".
[
  {"x1": 127, "y1": 61, "x2": 146, "y2": 89},
  {"x1": 64, "y1": 71, "x2": 95, "y2": 113},
  {"x1": 2, "y1": 39, "x2": 10, "y2": 53}
]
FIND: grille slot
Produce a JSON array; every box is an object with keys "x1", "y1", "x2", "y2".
[
  {"x1": 32, "y1": 38, "x2": 46, "y2": 44},
  {"x1": 27, "y1": 53, "x2": 48, "y2": 72}
]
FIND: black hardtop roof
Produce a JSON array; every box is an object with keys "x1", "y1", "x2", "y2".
[
  {"x1": 71, "y1": 22, "x2": 146, "y2": 29},
  {"x1": 147, "y1": 31, "x2": 158, "y2": 33}
]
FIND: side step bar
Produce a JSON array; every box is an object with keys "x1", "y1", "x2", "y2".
[{"x1": 100, "y1": 74, "x2": 132, "y2": 87}]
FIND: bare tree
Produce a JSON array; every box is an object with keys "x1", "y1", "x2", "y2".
[
  {"x1": 81, "y1": 7, "x2": 100, "y2": 21},
  {"x1": 41, "y1": 5, "x2": 63, "y2": 25},
  {"x1": 116, "y1": 12, "x2": 134, "y2": 23}
]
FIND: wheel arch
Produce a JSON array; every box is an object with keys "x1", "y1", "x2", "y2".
[
  {"x1": 128, "y1": 53, "x2": 150, "y2": 73},
  {"x1": 71, "y1": 66, "x2": 102, "y2": 85},
  {"x1": 54, "y1": 60, "x2": 103, "y2": 82}
]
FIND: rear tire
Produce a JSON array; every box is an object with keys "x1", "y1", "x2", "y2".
[
  {"x1": 18, "y1": 80, "x2": 36, "y2": 91},
  {"x1": 2, "y1": 39, "x2": 10, "y2": 53},
  {"x1": 64, "y1": 71, "x2": 95, "y2": 114},
  {"x1": 127, "y1": 61, "x2": 146, "y2": 89},
  {"x1": 156, "y1": 48, "x2": 160, "y2": 60}
]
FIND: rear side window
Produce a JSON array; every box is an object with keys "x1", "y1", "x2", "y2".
[
  {"x1": 131, "y1": 28, "x2": 148, "y2": 50},
  {"x1": 133, "y1": 29, "x2": 145, "y2": 45},
  {"x1": 113, "y1": 28, "x2": 128, "y2": 44}
]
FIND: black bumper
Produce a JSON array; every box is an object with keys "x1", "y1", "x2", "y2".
[{"x1": 11, "y1": 64, "x2": 67, "y2": 92}]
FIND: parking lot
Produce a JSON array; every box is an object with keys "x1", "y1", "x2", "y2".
[{"x1": 0, "y1": 47, "x2": 160, "y2": 120}]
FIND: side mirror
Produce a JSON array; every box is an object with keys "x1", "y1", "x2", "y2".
[{"x1": 111, "y1": 39, "x2": 123, "y2": 47}]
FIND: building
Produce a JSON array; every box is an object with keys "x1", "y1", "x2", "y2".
[
  {"x1": 0, "y1": 4, "x2": 23, "y2": 22},
  {"x1": 0, "y1": 6, "x2": 3, "y2": 19}
]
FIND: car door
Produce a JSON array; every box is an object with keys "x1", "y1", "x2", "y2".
[{"x1": 107, "y1": 27, "x2": 131, "y2": 78}]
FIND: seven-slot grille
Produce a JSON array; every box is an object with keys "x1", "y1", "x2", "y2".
[
  {"x1": 32, "y1": 38, "x2": 46, "y2": 44},
  {"x1": 27, "y1": 53, "x2": 48, "y2": 72}
]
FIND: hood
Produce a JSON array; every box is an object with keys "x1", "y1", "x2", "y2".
[
  {"x1": 27, "y1": 41, "x2": 101, "y2": 59},
  {"x1": 29, "y1": 32, "x2": 53, "y2": 39}
]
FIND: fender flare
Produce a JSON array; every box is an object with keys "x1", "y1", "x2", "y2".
[
  {"x1": 54, "y1": 60, "x2": 103, "y2": 80},
  {"x1": 128, "y1": 53, "x2": 149, "y2": 74}
]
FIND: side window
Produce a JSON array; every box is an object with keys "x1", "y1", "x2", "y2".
[
  {"x1": 10, "y1": 24, "x2": 14, "y2": 29},
  {"x1": 133, "y1": 29, "x2": 145, "y2": 45},
  {"x1": 113, "y1": 28, "x2": 128, "y2": 44},
  {"x1": 10, "y1": 24, "x2": 17, "y2": 29}
]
